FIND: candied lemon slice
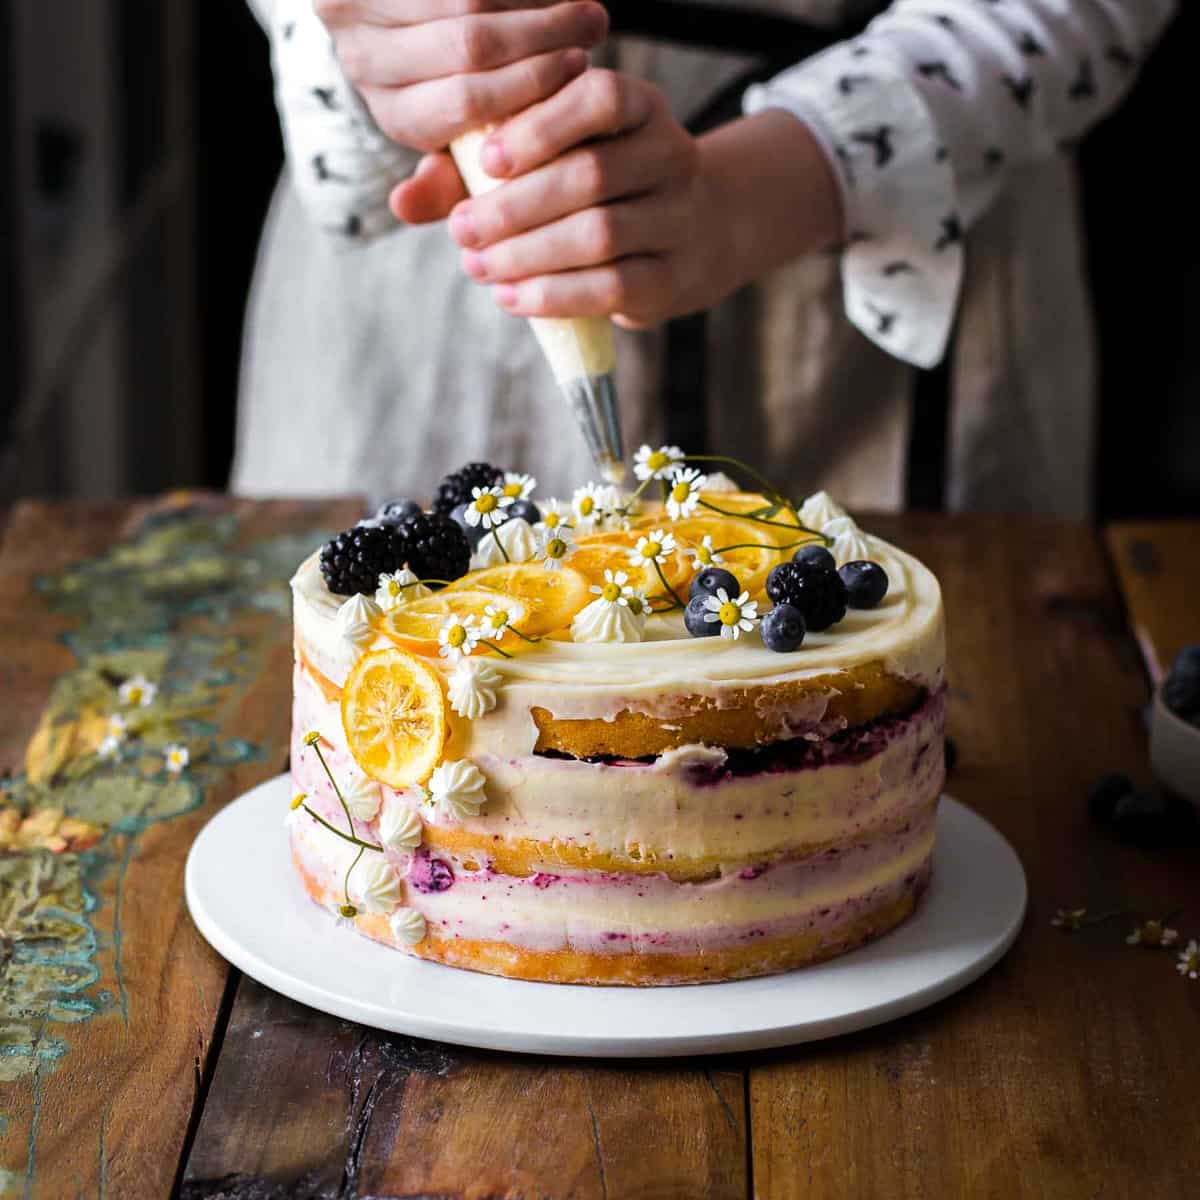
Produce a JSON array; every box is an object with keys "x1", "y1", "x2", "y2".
[
  {"x1": 379, "y1": 589, "x2": 529, "y2": 656},
  {"x1": 571, "y1": 530, "x2": 692, "y2": 602},
  {"x1": 450, "y1": 564, "x2": 592, "y2": 636},
  {"x1": 341, "y1": 647, "x2": 446, "y2": 788},
  {"x1": 668, "y1": 514, "x2": 817, "y2": 598}
]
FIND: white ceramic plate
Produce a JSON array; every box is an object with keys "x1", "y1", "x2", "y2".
[{"x1": 186, "y1": 776, "x2": 1026, "y2": 1058}]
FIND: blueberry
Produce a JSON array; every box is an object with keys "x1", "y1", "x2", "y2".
[
  {"x1": 1087, "y1": 772, "x2": 1133, "y2": 827},
  {"x1": 449, "y1": 502, "x2": 487, "y2": 549},
  {"x1": 689, "y1": 567, "x2": 740, "y2": 602},
  {"x1": 1110, "y1": 789, "x2": 1186, "y2": 847},
  {"x1": 839, "y1": 560, "x2": 889, "y2": 609},
  {"x1": 1163, "y1": 644, "x2": 1200, "y2": 720},
  {"x1": 761, "y1": 603, "x2": 806, "y2": 652},
  {"x1": 793, "y1": 544, "x2": 836, "y2": 572},
  {"x1": 507, "y1": 498, "x2": 542, "y2": 525},
  {"x1": 375, "y1": 498, "x2": 421, "y2": 525},
  {"x1": 684, "y1": 594, "x2": 721, "y2": 637}
]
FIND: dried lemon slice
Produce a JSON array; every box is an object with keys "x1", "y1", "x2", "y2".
[
  {"x1": 451, "y1": 563, "x2": 592, "y2": 636},
  {"x1": 379, "y1": 589, "x2": 529, "y2": 656},
  {"x1": 571, "y1": 530, "x2": 692, "y2": 600},
  {"x1": 669, "y1": 514, "x2": 815, "y2": 598},
  {"x1": 341, "y1": 647, "x2": 446, "y2": 788}
]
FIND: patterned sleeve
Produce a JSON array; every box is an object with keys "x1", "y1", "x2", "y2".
[
  {"x1": 257, "y1": 0, "x2": 414, "y2": 242},
  {"x1": 744, "y1": 0, "x2": 1177, "y2": 367}
]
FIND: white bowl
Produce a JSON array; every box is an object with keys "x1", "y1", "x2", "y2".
[{"x1": 1150, "y1": 685, "x2": 1200, "y2": 805}]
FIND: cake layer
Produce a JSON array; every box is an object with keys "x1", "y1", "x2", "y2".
[{"x1": 293, "y1": 662, "x2": 945, "y2": 880}]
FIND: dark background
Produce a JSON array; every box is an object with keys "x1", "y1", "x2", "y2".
[{"x1": 1, "y1": 1, "x2": 1195, "y2": 516}]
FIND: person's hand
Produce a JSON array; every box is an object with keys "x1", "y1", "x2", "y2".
[
  {"x1": 314, "y1": 0, "x2": 608, "y2": 153},
  {"x1": 410, "y1": 70, "x2": 843, "y2": 328}
]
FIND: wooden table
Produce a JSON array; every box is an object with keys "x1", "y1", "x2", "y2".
[{"x1": 1, "y1": 497, "x2": 1197, "y2": 1199}]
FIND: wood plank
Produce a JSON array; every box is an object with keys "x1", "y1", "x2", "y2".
[
  {"x1": 0, "y1": 494, "x2": 361, "y2": 1198},
  {"x1": 1105, "y1": 519, "x2": 1200, "y2": 681},
  {"x1": 750, "y1": 514, "x2": 1200, "y2": 1199},
  {"x1": 183, "y1": 976, "x2": 746, "y2": 1199}
]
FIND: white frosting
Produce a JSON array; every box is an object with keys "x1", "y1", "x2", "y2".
[
  {"x1": 447, "y1": 659, "x2": 502, "y2": 720},
  {"x1": 337, "y1": 594, "x2": 381, "y2": 648},
  {"x1": 823, "y1": 516, "x2": 872, "y2": 566},
  {"x1": 378, "y1": 798, "x2": 423, "y2": 851},
  {"x1": 470, "y1": 518, "x2": 538, "y2": 569},
  {"x1": 342, "y1": 772, "x2": 382, "y2": 822},
  {"x1": 426, "y1": 759, "x2": 488, "y2": 822},
  {"x1": 702, "y1": 472, "x2": 740, "y2": 494},
  {"x1": 375, "y1": 568, "x2": 429, "y2": 612},
  {"x1": 349, "y1": 858, "x2": 402, "y2": 914},
  {"x1": 389, "y1": 907, "x2": 428, "y2": 945},
  {"x1": 571, "y1": 596, "x2": 646, "y2": 644},
  {"x1": 800, "y1": 490, "x2": 847, "y2": 530}
]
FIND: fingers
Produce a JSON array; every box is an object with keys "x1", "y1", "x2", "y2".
[
  {"x1": 492, "y1": 255, "x2": 671, "y2": 324},
  {"x1": 334, "y1": 1, "x2": 607, "y2": 87},
  {"x1": 460, "y1": 191, "x2": 688, "y2": 282},
  {"x1": 448, "y1": 117, "x2": 695, "y2": 248},
  {"x1": 390, "y1": 153, "x2": 469, "y2": 224},
  {"x1": 479, "y1": 69, "x2": 657, "y2": 179},
  {"x1": 363, "y1": 46, "x2": 587, "y2": 150},
  {"x1": 315, "y1": 0, "x2": 562, "y2": 30}
]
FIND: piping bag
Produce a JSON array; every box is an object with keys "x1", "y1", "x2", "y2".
[{"x1": 450, "y1": 129, "x2": 626, "y2": 484}]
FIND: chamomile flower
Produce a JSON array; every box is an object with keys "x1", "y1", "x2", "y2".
[
  {"x1": 633, "y1": 443, "x2": 685, "y2": 482},
  {"x1": 629, "y1": 529, "x2": 677, "y2": 569},
  {"x1": 480, "y1": 603, "x2": 514, "y2": 642},
  {"x1": 1050, "y1": 907, "x2": 1087, "y2": 930},
  {"x1": 665, "y1": 467, "x2": 708, "y2": 520},
  {"x1": 106, "y1": 713, "x2": 129, "y2": 740},
  {"x1": 535, "y1": 498, "x2": 573, "y2": 535},
  {"x1": 118, "y1": 675, "x2": 157, "y2": 708},
  {"x1": 703, "y1": 588, "x2": 759, "y2": 641},
  {"x1": 501, "y1": 472, "x2": 537, "y2": 501},
  {"x1": 464, "y1": 485, "x2": 513, "y2": 530},
  {"x1": 571, "y1": 482, "x2": 611, "y2": 530},
  {"x1": 1177, "y1": 939, "x2": 1200, "y2": 980},
  {"x1": 375, "y1": 567, "x2": 428, "y2": 612},
  {"x1": 688, "y1": 536, "x2": 725, "y2": 569},
  {"x1": 624, "y1": 587, "x2": 651, "y2": 621},
  {"x1": 1125, "y1": 920, "x2": 1179, "y2": 948},
  {"x1": 438, "y1": 614, "x2": 480, "y2": 662},
  {"x1": 590, "y1": 569, "x2": 635, "y2": 607},
  {"x1": 97, "y1": 735, "x2": 122, "y2": 761},
  {"x1": 537, "y1": 523, "x2": 577, "y2": 571},
  {"x1": 164, "y1": 743, "x2": 190, "y2": 775}
]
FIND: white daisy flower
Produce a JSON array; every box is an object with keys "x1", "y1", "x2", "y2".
[
  {"x1": 571, "y1": 482, "x2": 611, "y2": 529},
  {"x1": 375, "y1": 567, "x2": 428, "y2": 612},
  {"x1": 688, "y1": 536, "x2": 725, "y2": 569},
  {"x1": 438, "y1": 614, "x2": 480, "y2": 662},
  {"x1": 1125, "y1": 920, "x2": 1179, "y2": 948},
  {"x1": 501, "y1": 472, "x2": 537, "y2": 501},
  {"x1": 424, "y1": 759, "x2": 488, "y2": 822},
  {"x1": 664, "y1": 467, "x2": 708, "y2": 520},
  {"x1": 97, "y1": 734, "x2": 122, "y2": 761},
  {"x1": 1177, "y1": 939, "x2": 1200, "y2": 980},
  {"x1": 624, "y1": 587, "x2": 651, "y2": 623},
  {"x1": 534, "y1": 498, "x2": 573, "y2": 535},
  {"x1": 464, "y1": 485, "x2": 513, "y2": 530},
  {"x1": 1050, "y1": 907, "x2": 1087, "y2": 930},
  {"x1": 629, "y1": 529, "x2": 677, "y2": 569},
  {"x1": 164, "y1": 743, "x2": 190, "y2": 774},
  {"x1": 537, "y1": 524, "x2": 576, "y2": 571},
  {"x1": 702, "y1": 588, "x2": 759, "y2": 641},
  {"x1": 590, "y1": 569, "x2": 634, "y2": 607},
  {"x1": 633, "y1": 443, "x2": 685, "y2": 482},
  {"x1": 118, "y1": 675, "x2": 157, "y2": 708},
  {"x1": 447, "y1": 659, "x2": 503, "y2": 720},
  {"x1": 106, "y1": 713, "x2": 129, "y2": 740},
  {"x1": 480, "y1": 603, "x2": 514, "y2": 642}
]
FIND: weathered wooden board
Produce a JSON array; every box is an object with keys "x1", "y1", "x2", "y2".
[
  {"x1": 749, "y1": 515, "x2": 1200, "y2": 1199},
  {"x1": 0, "y1": 496, "x2": 359, "y2": 1199},
  {"x1": 1105, "y1": 520, "x2": 1200, "y2": 680}
]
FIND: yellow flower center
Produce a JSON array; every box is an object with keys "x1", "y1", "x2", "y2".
[
  {"x1": 303, "y1": 730, "x2": 321, "y2": 746},
  {"x1": 718, "y1": 601, "x2": 740, "y2": 626},
  {"x1": 670, "y1": 481, "x2": 690, "y2": 503},
  {"x1": 291, "y1": 792, "x2": 306, "y2": 810},
  {"x1": 447, "y1": 625, "x2": 466, "y2": 648},
  {"x1": 601, "y1": 582, "x2": 622, "y2": 602},
  {"x1": 488, "y1": 611, "x2": 508, "y2": 631},
  {"x1": 387, "y1": 579, "x2": 402, "y2": 597},
  {"x1": 475, "y1": 493, "x2": 498, "y2": 514},
  {"x1": 503, "y1": 482, "x2": 522, "y2": 497},
  {"x1": 547, "y1": 537, "x2": 567, "y2": 559},
  {"x1": 644, "y1": 541, "x2": 662, "y2": 559},
  {"x1": 627, "y1": 596, "x2": 645, "y2": 616},
  {"x1": 696, "y1": 545, "x2": 712, "y2": 565},
  {"x1": 578, "y1": 497, "x2": 595, "y2": 516},
  {"x1": 647, "y1": 450, "x2": 668, "y2": 472},
  {"x1": 1143, "y1": 921, "x2": 1163, "y2": 944},
  {"x1": 127, "y1": 686, "x2": 143, "y2": 704},
  {"x1": 544, "y1": 511, "x2": 561, "y2": 529}
]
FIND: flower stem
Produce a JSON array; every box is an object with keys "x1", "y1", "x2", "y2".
[
  {"x1": 700, "y1": 498, "x2": 825, "y2": 538},
  {"x1": 714, "y1": 539, "x2": 814, "y2": 554},
  {"x1": 344, "y1": 845, "x2": 365, "y2": 910},
  {"x1": 652, "y1": 560, "x2": 686, "y2": 610},
  {"x1": 683, "y1": 454, "x2": 791, "y2": 506},
  {"x1": 490, "y1": 526, "x2": 510, "y2": 563},
  {"x1": 300, "y1": 804, "x2": 384, "y2": 852},
  {"x1": 508, "y1": 626, "x2": 542, "y2": 644},
  {"x1": 479, "y1": 639, "x2": 513, "y2": 659},
  {"x1": 403, "y1": 578, "x2": 452, "y2": 589},
  {"x1": 308, "y1": 741, "x2": 359, "y2": 839}
]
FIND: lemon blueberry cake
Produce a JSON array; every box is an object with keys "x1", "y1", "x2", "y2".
[{"x1": 289, "y1": 449, "x2": 946, "y2": 985}]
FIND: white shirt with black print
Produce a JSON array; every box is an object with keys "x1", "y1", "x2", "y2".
[{"x1": 745, "y1": 0, "x2": 1175, "y2": 366}]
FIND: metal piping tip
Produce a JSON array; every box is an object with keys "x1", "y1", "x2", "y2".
[{"x1": 560, "y1": 371, "x2": 625, "y2": 483}]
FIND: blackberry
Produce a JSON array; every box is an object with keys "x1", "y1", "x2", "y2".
[
  {"x1": 398, "y1": 511, "x2": 470, "y2": 584},
  {"x1": 793, "y1": 544, "x2": 836, "y2": 573},
  {"x1": 319, "y1": 524, "x2": 409, "y2": 596},
  {"x1": 761, "y1": 603, "x2": 806, "y2": 652},
  {"x1": 689, "y1": 567, "x2": 740, "y2": 602},
  {"x1": 684, "y1": 594, "x2": 721, "y2": 637},
  {"x1": 840, "y1": 560, "x2": 889, "y2": 608},
  {"x1": 432, "y1": 461, "x2": 503, "y2": 515},
  {"x1": 766, "y1": 561, "x2": 846, "y2": 631}
]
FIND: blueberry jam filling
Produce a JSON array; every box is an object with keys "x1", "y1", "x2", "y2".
[{"x1": 409, "y1": 850, "x2": 455, "y2": 893}]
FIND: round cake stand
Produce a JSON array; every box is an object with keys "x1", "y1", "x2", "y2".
[{"x1": 186, "y1": 775, "x2": 1026, "y2": 1058}]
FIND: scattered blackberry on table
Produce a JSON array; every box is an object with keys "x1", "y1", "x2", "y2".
[
  {"x1": 375, "y1": 498, "x2": 421, "y2": 525},
  {"x1": 1087, "y1": 772, "x2": 1133, "y2": 827},
  {"x1": 449, "y1": 502, "x2": 488, "y2": 550},
  {"x1": 840, "y1": 560, "x2": 889, "y2": 608},
  {"x1": 689, "y1": 567, "x2": 740, "y2": 602},
  {"x1": 432, "y1": 462, "x2": 504, "y2": 515},
  {"x1": 684, "y1": 594, "x2": 722, "y2": 637},
  {"x1": 1162, "y1": 644, "x2": 1200, "y2": 722},
  {"x1": 761, "y1": 603, "x2": 806, "y2": 652},
  {"x1": 792, "y1": 544, "x2": 836, "y2": 573},
  {"x1": 398, "y1": 512, "x2": 471, "y2": 584},
  {"x1": 319, "y1": 524, "x2": 409, "y2": 596},
  {"x1": 507, "y1": 499, "x2": 541, "y2": 525},
  {"x1": 766, "y1": 561, "x2": 847, "y2": 631}
]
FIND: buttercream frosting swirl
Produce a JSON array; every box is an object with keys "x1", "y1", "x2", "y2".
[
  {"x1": 571, "y1": 596, "x2": 646, "y2": 644},
  {"x1": 342, "y1": 772, "x2": 381, "y2": 821},
  {"x1": 824, "y1": 516, "x2": 872, "y2": 566},
  {"x1": 471, "y1": 518, "x2": 538, "y2": 569},
  {"x1": 447, "y1": 659, "x2": 503, "y2": 719},
  {"x1": 349, "y1": 859, "x2": 402, "y2": 914},
  {"x1": 426, "y1": 759, "x2": 488, "y2": 822},
  {"x1": 799, "y1": 490, "x2": 847, "y2": 531},
  {"x1": 375, "y1": 567, "x2": 429, "y2": 612},
  {"x1": 336, "y1": 594, "x2": 381, "y2": 648},
  {"x1": 378, "y1": 798, "x2": 423, "y2": 851},
  {"x1": 389, "y1": 907, "x2": 428, "y2": 945}
]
